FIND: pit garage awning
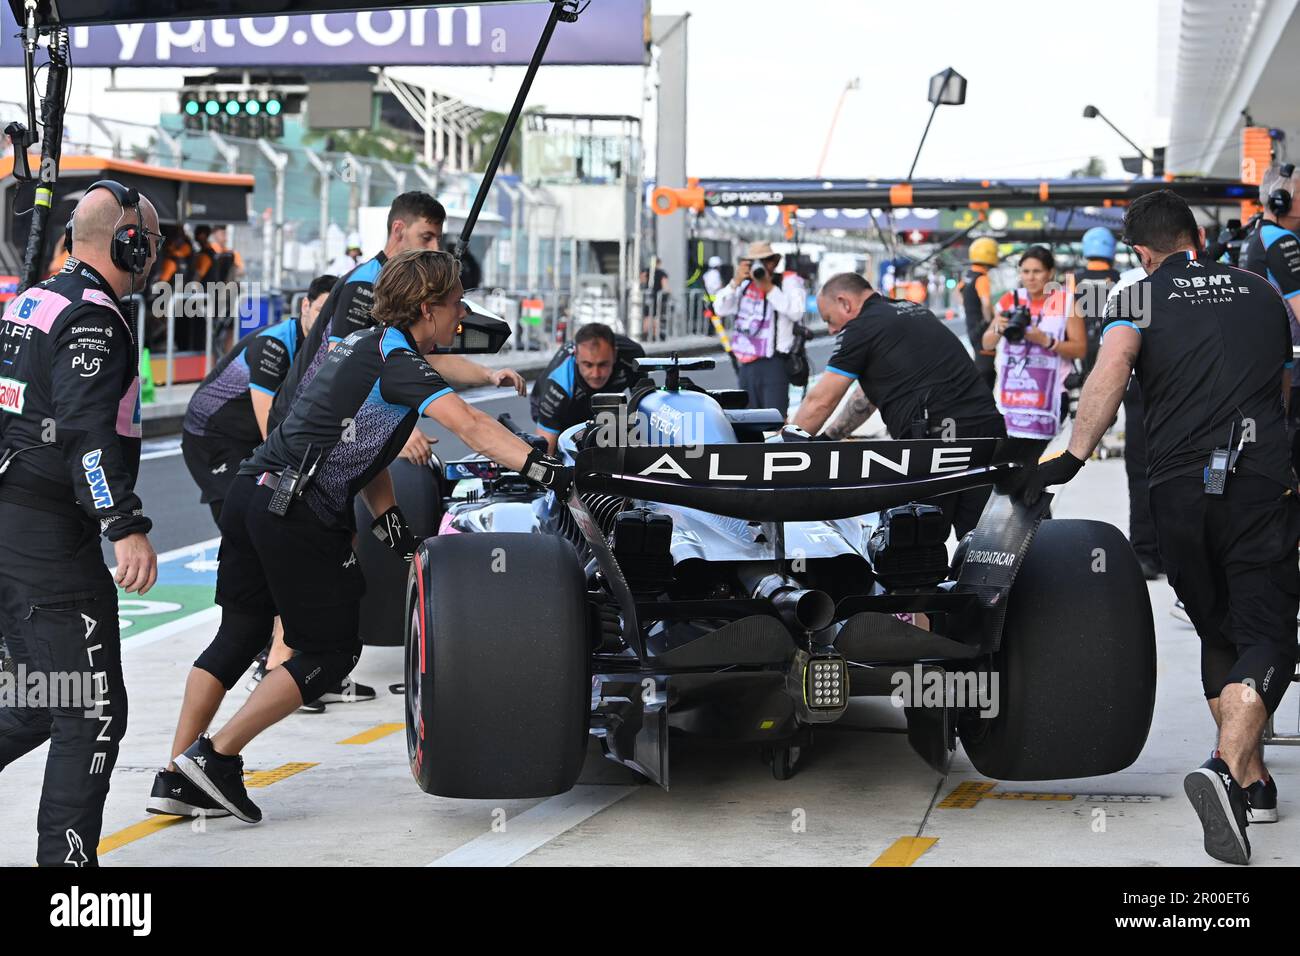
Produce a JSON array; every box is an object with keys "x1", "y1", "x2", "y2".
[{"x1": 0, "y1": 154, "x2": 254, "y2": 274}]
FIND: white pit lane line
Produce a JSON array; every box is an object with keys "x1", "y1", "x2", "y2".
[{"x1": 426, "y1": 785, "x2": 638, "y2": 867}]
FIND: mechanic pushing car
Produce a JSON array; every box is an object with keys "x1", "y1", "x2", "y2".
[
  {"x1": 1018, "y1": 189, "x2": 1298, "y2": 866},
  {"x1": 269, "y1": 191, "x2": 527, "y2": 466},
  {"x1": 154, "y1": 250, "x2": 573, "y2": 823},
  {"x1": 182, "y1": 273, "x2": 336, "y2": 526},
  {"x1": 0, "y1": 181, "x2": 161, "y2": 866},
  {"x1": 531, "y1": 322, "x2": 642, "y2": 453},
  {"x1": 787, "y1": 272, "x2": 1008, "y2": 540}
]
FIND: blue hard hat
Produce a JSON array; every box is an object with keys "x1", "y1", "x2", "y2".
[{"x1": 1082, "y1": 227, "x2": 1117, "y2": 260}]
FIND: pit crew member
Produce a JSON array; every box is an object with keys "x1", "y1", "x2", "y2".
[
  {"x1": 156, "y1": 250, "x2": 572, "y2": 824},
  {"x1": 790, "y1": 272, "x2": 1007, "y2": 540},
  {"x1": 0, "y1": 181, "x2": 160, "y2": 866},
  {"x1": 1019, "y1": 189, "x2": 1298, "y2": 865}
]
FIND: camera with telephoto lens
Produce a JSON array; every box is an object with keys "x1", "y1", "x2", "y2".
[
  {"x1": 749, "y1": 261, "x2": 768, "y2": 282},
  {"x1": 1000, "y1": 303, "x2": 1032, "y2": 343}
]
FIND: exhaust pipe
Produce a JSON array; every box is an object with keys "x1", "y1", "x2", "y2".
[{"x1": 739, "y1": 569, "x2": 835, "y2": 633}]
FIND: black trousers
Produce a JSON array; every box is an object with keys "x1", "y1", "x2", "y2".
[
  {"x1": 181, "y1": 430, "x2": 254, "y2": 531},
  {"x1": 928, "y1": 418, "x2": 1010, "y2": 541},
  {"x1": 0, "y1": 501, "x2": 126, "y2": 867},
  {"x1": 1123, "y1": 378, "x2": 1160, "y2": 564},
  {"x1": 196, "y1": 475, "x2": 363, "y2": 701},
  {"x1": 1150, "y1": 474, "x2": 1300, "y2": 714}
]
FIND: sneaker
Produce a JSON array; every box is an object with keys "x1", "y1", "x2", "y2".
[
  {"x1": 245, "y1": 653, "x2": 268, "y2": 693},
  {"x1": 174, "y1": 735, "x2": 263, "y2": 824},
  {"x1": 298, "y1": 698, "x2": 327, "y2": 714},
  {"x1": 1247, "y1": 776, "x2": 1278, "y2": 824},
  {"x1": 1183, "y1": 756, "x2": 1251, "y2": 865},
  {"x1": 317, "y1": 676, "x2": 375, "y2": 703},
  {"x1": 1170, "y1": 600, "x2": 1192, "y2": 624},
  {"x1": 146, "y1": 768, "x2": 231, "y2": 818}
]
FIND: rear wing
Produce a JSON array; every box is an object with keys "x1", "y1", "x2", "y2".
[{"x1": 575, "y1": 438, "x2": 1021, "y2": 522}]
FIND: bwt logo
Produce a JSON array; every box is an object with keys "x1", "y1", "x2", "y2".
[
  {"x1": 50, "y1": 886, "x2": 152, "y2": 936},
  {"x1": 72, "y1": 8, "x2": 483, "y2": 61},
  {"x1": 1172, "y1": 274, "x2": 1233, "y2": 289}
]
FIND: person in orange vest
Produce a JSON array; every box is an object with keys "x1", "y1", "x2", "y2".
[{"x1": 958, "y1": 237, "x2": 998, "y2": 391}]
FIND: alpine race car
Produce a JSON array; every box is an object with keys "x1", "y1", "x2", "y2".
[{"x1": 401, "y1": 357, "x2": 1156, "y2": 798}]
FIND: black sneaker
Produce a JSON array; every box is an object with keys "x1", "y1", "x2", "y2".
[
  {"x1": 174, "y1": 735, "x2": 262, "y2": 824},
  {"x1": 318, "y1": 676, "x2": 375, "y2": 703},
  {"x1": 146, "y1": 769, "x2": 232, "y2": 818},
  {"x1": 1184, "y1": 756, "x2": 1251, "y2": 865},
  {"x1": 298, "y1": 698, "x2": 327, "y2": 714},
  {"x1": 1247, "y1": 776, "x2": 1278, "y2": 824}
]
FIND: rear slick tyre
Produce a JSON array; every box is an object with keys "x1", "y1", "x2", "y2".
[
  {"x1": 959, "y1": 518, "x2": 1156, "y2": 780},
  {"x1": 405, "y1": 533, "x2": 590, "y2": 798}
]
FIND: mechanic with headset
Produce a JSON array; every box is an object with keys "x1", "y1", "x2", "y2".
[
  {"x1": 531, "y1": 322, "x2": 643, "y2": 453},
  {"x1": 157, "y1": 250, "x2": 572, "y2": 823},
  {"x1": 1243, "y1": 162, "x2": 1300, "y2": 473},
  {"x1": 1019, "y1": 190, "x2": 1297, "y2": 866},
  {"x1": 957, "y1": 236, "x2": 999, "y2": 391},
  {"x1": 0, "y1": 181, "x2": 161, "y2": 866}
]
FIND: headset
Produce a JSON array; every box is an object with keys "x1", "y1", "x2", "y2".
[
  {"x1": 1267, "y1": 162, "x2": 1296, "y2": 218},
  {"x1": 64, "y1": 179, "x2": 152, "y2": 274}
]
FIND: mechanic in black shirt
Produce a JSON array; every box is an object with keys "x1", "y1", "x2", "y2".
[
  {"x1": 1020, "y1": 189, "x2": 1297, "y2": 865},
  {"x1": 182, "y1": 273, "x2": 336, "y2": 525},
  {"x1": 531, "y1": 322, "x2": 640, "y2": 453},
  {"x1": 789, "y1": 272, "x2": 1007, "y2": 539},
  {"x1": 158, "y1": 250, "x2": 572, "y2": 824},
  {"x1": 270, "y1": 192, "x2": 525, "y2": 466},
  {"x1": 0, "y1": 181, "x2": 160, "y2": 866}
]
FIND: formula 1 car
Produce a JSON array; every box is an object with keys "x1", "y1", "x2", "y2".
[{"x1": 401, "y1": 356, "x2": 1156, "y2": 798}]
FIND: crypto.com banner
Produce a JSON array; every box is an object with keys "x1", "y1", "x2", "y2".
[{"x1": 0, "y1": 1, "x2": 648, "y2": 67}]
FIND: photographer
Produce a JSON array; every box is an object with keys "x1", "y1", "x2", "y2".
[
  {"x1": 156, "y1": 250, "x2": 571, "y2": 824},
  {"x1": 982, "y1": 246, "x2": 1085, "y2": 456},
  {"x1": 1016, "y1": 190, "x2": 1298, "y2": 865},
  {"x1": 713, "y1": 241, "x2": 798, "y2": 417}
]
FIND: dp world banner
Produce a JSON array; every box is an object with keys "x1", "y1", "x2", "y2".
[{"x1": 0, "y1": 0, "x2": 648, "y2": 67}]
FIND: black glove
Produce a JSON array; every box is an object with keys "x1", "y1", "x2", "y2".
[
  {"x1": 1012, "y1": 450, "x2": 1085, "y2": 506},
  {"x1": 371, "y1": 505, "x2": 417, "y2": 560},
  {"x1": 523, "y1": 448, "x2": 574, "y2": 497}
]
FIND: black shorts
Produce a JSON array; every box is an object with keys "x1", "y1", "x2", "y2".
[
  {"x1": 1151, "y1": 474, "x2": 1300, "y2": 711},
  {"x1": 182, "y1": 430, "x2": 253, "y2": 506},
  {"x1": 215, "y1": 474, "x2": 364, "y2": 653}
]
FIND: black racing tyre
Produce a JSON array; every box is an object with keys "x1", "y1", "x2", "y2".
[
  {"x1": 405, "y1": 533, "x2": 590, "y2": 798},
  {"x1": 356, "y1": 459, "x2": 443, "y2": 646},
  {"x1": 958, "y1": 518, "x2": 1156, "y2": 780}
]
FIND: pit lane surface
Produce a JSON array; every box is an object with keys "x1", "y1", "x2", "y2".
[{"x1": 5, "y1": 339, "x2": 1293, "y2": 866}]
